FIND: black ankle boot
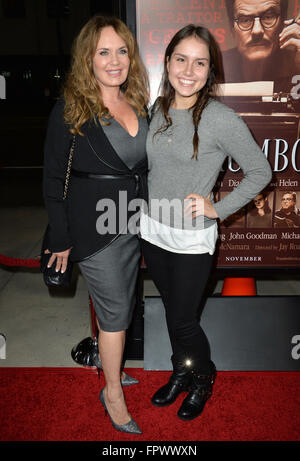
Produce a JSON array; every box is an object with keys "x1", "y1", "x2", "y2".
[
  {"x1": 177, "y1": 361, "x2": 216, "y2": 420},
  {"x1": 151, "y1": 357, "x2": 192, "y2": 407}
]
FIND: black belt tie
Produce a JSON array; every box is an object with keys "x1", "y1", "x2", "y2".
[{"x1": 71, "y1": 168, "x2": 145, "y2": 195}]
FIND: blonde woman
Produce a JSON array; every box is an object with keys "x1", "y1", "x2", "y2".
[{"x1": 43, "y1": 16, "x2": 149, "y2": 434}]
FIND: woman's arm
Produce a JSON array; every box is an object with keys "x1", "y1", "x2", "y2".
[
  {"x1": 43, "y1": 99, "x2": 73, "y2": 254},
  {"x1": 212, "y1": 107, "x2": 272, "y2": 222}
]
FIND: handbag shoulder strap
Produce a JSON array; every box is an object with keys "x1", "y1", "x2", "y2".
[{"x1": 63, "y1": 134, "x2": 76, "y2": 200}]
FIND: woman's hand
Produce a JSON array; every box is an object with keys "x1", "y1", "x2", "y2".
[
  {"x1": 45, "y1": 248, "x2": 72, "y2": 273},
  {"x1": 184, "y1": 193, "x2": 218, "y2": 219}
]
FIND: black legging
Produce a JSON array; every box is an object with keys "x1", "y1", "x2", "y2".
[{"x1": 142, "y1": 239, "x2": 214, "y2": 374}]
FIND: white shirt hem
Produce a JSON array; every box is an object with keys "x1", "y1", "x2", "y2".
[{"x1": 140, "y1": 212, "x2": 218, "y2": 255}]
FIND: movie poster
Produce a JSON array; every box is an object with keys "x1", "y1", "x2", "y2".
[{"x1": 136, "y1": 0, "x2": 300, "y2": 267}]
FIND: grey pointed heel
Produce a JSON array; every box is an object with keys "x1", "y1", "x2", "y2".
[
  {"x1": 99, "y1": 388, "x2": 142, "y2": 435},
  {"x1": 93, "y1": 352, "x2": 139, "y2": 387}
]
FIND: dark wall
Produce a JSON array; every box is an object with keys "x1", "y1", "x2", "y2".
[
  {"x1": 0, "y1": 0, "x2": 132, "y2": 207},
  {"x1": 0, "y1": 0, "x2": 129, "y2": 170}
]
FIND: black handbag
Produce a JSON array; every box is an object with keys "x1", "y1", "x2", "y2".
[{"x1": 41, "y1": 135, "x2": 75, "y2": 288}]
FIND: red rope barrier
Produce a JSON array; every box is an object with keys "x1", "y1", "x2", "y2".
[
  {"x1": 0, "y1": 254, "x2": 40, "y2": 268},
  {"x1": 0, "y1": 254, "x2": 147, "y2": 269}
]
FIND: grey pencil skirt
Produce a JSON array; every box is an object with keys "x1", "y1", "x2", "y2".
[{"x1": 78, "y1": 233, "x2": 141, "y2": 332}]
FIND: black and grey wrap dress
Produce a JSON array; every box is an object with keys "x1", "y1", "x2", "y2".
[{"x1": 78, "y1": 115, "x2": 148, "y2": 332}]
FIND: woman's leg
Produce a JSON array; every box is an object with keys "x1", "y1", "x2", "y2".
[
  {"x1": 98, "y1": 327, "x2": 131, "y2": 425},
  {"x1": 165, "y1": 250, "x2": 214, "y2": 372},
  {"x1": 142, "y1": 239, "x2": 213, "y2": 371},
  {"x1": 142, "y1": 240, "x2": 214, "y2": 409},
  {"x1": 78, "y1": 235, "x2": 141, "y2": 430},
  {"x1": 164, "y1": 252, "x2": 216, "y2": 420},
  {"x1": 95, "y1": 316, "x2": 131, "y2": 383},
  {"x1": 141, "y1": 239, "x2": 171, "y2": 311},
  {"x1": 142, "y1": 240, "x2": 191, "y2": 405}
]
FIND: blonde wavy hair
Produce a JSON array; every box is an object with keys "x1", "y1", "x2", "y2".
[{"x1": 62, "y1": 15, "x2": 149, "y2": 135}]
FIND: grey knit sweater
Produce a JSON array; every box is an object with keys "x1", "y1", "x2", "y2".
[{"x1": 146, "y1": 98, "x2": 272, "y2": 229}]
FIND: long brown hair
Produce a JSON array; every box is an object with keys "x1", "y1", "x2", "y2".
[
  {"x1": 156, "y1": 24, "x2": 223, "y2": 159},
  {"x1": 62, "y1": 15, "x2": 149, "y2": 135}
]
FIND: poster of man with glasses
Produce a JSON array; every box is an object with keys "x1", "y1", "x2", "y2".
[
  {"x1": 222, "y1": 0, "x2": 300, "y2": 94},
  {"x1": 136, "y1": 0, "x2": 300, "y2": 266},
  {"x1": 274, "y1": 191, "x2": 300, "y2": 227}
]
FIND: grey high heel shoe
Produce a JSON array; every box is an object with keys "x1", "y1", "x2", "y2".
[
  {"x1": 99, "y1": 388, "x2": 142, "y2": 435},
  {"x1": 94, "y1": 352, "x2": 139, "y2": 386}
]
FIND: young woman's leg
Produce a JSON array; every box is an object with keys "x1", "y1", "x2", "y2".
[
  {"x1": 142, "y1": 239, "x2": 213, "y2": 370},
  {"x1": 165, "y1": 250, "x2": 214, "y2": 373},
  {"x1": 164, "y1": 251, "x2": 216, "y2": 420},
  {"x1": 142, "y1": 239, "x2": 215, "y2": 412}
]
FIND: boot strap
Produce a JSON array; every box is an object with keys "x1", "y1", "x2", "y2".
[
  {"x1": 184, "y1": 385, "x2": 212, "y2": 408},
  {"x1": 170, "y1": 374, "x2": 190, "y2": 386},
  {"x1": 191, "y1": 372, "x2": 216, "y2": 385}
]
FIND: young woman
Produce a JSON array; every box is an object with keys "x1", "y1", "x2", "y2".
[
  {"x1": 140, "y1": 24, "x2": 272, "y2": 421},
  {"x1": 43, "y1": 16, "x2": 149, "y2": 434}
]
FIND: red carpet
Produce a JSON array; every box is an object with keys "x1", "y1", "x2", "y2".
[{"x1": 0, "y1": 367, "x2": 299, "y2": 441}]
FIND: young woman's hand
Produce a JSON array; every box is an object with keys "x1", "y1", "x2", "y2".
[
  {"x1": 45, "y1": 248, "x2": 72, "y2": 273},
  {"x1": 184, "y1": 193, "x2": 218, "y2": 219}
]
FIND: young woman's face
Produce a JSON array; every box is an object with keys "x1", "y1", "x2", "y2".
[
  {"x1": 167, "y1": 35, "x2": 210, "y2": 108},
  {"x1": 93, "y1": 26, "x2": 130, "y2": 92}
]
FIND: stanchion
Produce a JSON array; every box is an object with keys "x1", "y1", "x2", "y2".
[{"x1": 221, "y1": 277, "x2": 256, "y2": 296}]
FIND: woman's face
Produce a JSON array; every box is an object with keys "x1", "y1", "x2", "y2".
[
  {"x1": 167, "y1": 35, "x2": 210, "y2": 108},
  {"x1": 92, "y1": 26, "x2": 130, "y2": 92}
]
